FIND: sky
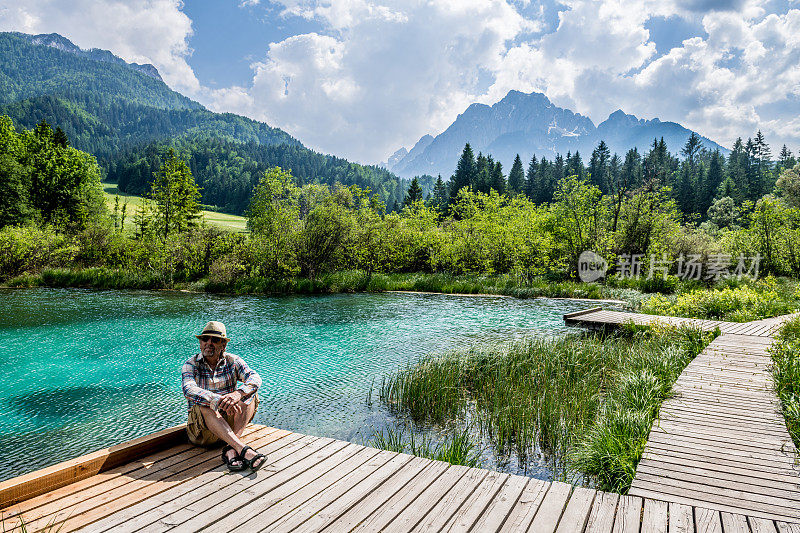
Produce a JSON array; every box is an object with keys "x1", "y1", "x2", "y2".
[{"x1": 1, "y1": 0, "x2": 799, "y2": 165}]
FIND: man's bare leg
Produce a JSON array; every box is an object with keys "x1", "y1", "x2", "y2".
[{"x1": 199, "y1": 401, "x2": 258, "y2": 463}]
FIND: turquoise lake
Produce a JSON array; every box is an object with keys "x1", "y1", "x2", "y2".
[{"x1": 0, "y1": 288, "x2": 589, "y2": 481}]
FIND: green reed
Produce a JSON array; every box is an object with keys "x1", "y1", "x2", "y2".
[
  {"x1": 367, "y1": 425, "x2": 480, "y2": 468},
  {"x1": 380, "y1": 325, "x2": 715, "y2": 492}
]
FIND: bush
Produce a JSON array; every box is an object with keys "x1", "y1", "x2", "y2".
[{"x1": 0, "y1": 225, "x2": 76, "y2": 280}]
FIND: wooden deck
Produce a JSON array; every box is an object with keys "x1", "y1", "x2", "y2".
[
  {"x1": 2, "y1": 423, "x2": 800, "y2": 532},
  {"x1": 566, "y1": 308, "x2": 800, "y2": 524},
  {"x1": 563, "y1": 308, "x2": 794, "y2": 337}
]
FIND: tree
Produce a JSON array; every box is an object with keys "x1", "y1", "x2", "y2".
[
  {"x1": 430, "y1": 175, "x2": 448, "y2": 216},
  {"x1": 403, "y1": 177, "x2": 424, "y2": 207},
  {"x1": 525, "y1": 155, "x2": 538, "y2": 200},
  {"x1": 589, "y1": 140, "x2": 611, "y2": 192},
  {"x1": 776, "y1": 163, "x2": 800, "y2": 208},
  {"x1": 490, "y1": 161, "x2": 506, "y2": 195},
  {"x1": 508, "y1": 154, "x2": 525, "y2": 194},
  {"x1": 707, "y1": 197, "x2": 739, "y2": 228},
  {"x1": 450, "y1": 143, "x2": 476, "y2": 203},
  {"x1": 150, "y1": 148, "x2": 202, "y2": 238}
]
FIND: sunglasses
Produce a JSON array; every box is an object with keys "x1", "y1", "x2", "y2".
[{"x1": 200, "y1": 336, "x2": 224, "y2": 344}]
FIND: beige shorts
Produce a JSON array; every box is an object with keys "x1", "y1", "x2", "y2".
[{"x1": 186, "y1": 394, "x2": 259, "y2": 447}]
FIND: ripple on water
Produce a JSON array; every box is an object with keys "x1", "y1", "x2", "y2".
[{"x1": 0, "y1": 289, "x2": 592, "y2": 480}]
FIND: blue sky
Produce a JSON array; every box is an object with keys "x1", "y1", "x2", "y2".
[{"x1": 2, "y1": 0, "x2": 800, "y2": 164}]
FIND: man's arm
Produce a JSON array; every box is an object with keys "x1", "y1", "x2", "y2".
[
  {"x1": 233, "y1": 355, "x2": 262, "y2": 399},
  {"x1": 181, "y1": 357, "x2": 223, "y2": 411}
]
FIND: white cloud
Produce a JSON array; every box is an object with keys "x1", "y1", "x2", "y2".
[
  {"x1": 0, "y1": 0, "x2": 200, "y2": 96},
  {"x1": 3, "y1": 0, "x2": 800, "y2": 163}
]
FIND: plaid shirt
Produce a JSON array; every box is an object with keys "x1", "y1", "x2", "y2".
[{"x1": 181, "y1": 352, "x2": 262, "y2": 411}]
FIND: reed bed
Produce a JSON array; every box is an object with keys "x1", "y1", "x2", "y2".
[
  {"x1": 771, "y1": 317, "x2": 800, "y2": 446},
  {"x1": 366, "y1": 426, "x2": 480, "y2": 467},
  {"x1": 379, "y1": 325, "x2": 715, "y2": 492}
]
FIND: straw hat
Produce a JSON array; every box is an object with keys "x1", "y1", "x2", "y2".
[{"x1": 196, "y1": 321, "x2": 230, "y2": 340}]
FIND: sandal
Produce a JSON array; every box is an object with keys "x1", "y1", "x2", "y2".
[
  {"x1": 222, "y1": 445, "x2": 246, "y2": 471},
  {"x1": 240, "y1": 445, "x2": 267, "y2": 471}
]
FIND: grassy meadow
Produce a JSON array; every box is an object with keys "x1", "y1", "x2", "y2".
[{"x1": 102, "y1": 182, "x2": 247, "y2": 233}]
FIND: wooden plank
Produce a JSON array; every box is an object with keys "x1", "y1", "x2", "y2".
[
  {"x1": 721, "y1": 512, "x2": 752, "y2": 533},
  {"x1": 322, "y1": 456, "x2": 433, "y2": 532},
  {"x1": 555, "y1": 486, "x2": 596, "y2": 533},
  {"x1": 348, "y1": 461, "x2": 450, "y2": 532},
  {"x1": 636, "y1": 457, "x2": 800, "y2": 487},
  {"x1": 256, "y1": 449, "x2": 414, "y2": 533},
  {"x1": 749, "y1": 517, "x2": 779, "y2": 533},
  {"x1": 185, "y1": 441, "x2": 377, "y2": 533},
  {"x1": 632, "y1": 472, "x2": 800, "y2": 512},
  {"x1": 694, "y1": 507, "x2": 722, "y2": 533},
  {"x1": 381, "y1": 464, "x2": 474, "y2": 532},
  {"x1": 166, "y1": 437, "x2": 351, "y2": 533},
  {"x1": 528, "y1": 481, "x2": 572, "y2": 533},
  {"x1": 642, "y1": 443, "x2": 799, "y2": 474},
  {"x1": 502, "y1": 479, "x2": 549, "y2": 531},
  {"x1": 635, "y1": 463, "x2": 800, "y2": 500},
  {"x1": 1, "y1": 426, "x2": 280, "y2": 532},
  {"x1": 469, "y1": 474, "x2": 529, "y2": 533},
  {"x1": 564, "y1": 307, "x2": 603, "y2": 319},
  {"x1": 0, "y1": 424, "x2": 187, "y2": 509},
  {"x1": 628, "y1": 481, "x2": 800, "y2": 522},
  {"x1": 612, "y1": 495, "x2": 642, "y2": 533},
  {"x1": 669, "y1": 502, "x2": 694, "y2": 533},
  {"x1": 776, "y1": 523, "x2": 800, "y2": 533},
  {"x1": 585, "y1": 491, "x2": 619, "y2": 533},
  {"x1": 440, "y1": 471, "x2": 509, "y2": 532},
  {"x1": 641, "y1": 499, "x2": 668, "y2": 533},
  {"x1": 407, "y1": 466, "x2": 488, "y2": 532},
  {"x1": 85, "y1": 430, "x2": 304, "y2": 533},
  {"x1": 70, "y1": 431, "x2": 305, "y2": 533}
]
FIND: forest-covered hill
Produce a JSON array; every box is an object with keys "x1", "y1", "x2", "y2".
[{"x1": 0, "y1": 32, "x2": 412, "y2": 213}]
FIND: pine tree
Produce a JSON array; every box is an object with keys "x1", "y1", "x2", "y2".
[
  {"x1": 490, "y1": 161, "x2": 506, "y2": 195},
  {"x1": 450, "y1": 143, "x2": 476, "y2": 202},
  {"x1": 403, "y1": 177, "x2": 424, "y2": 207},
  {"x1": 508, "y1": 154, "x2": 525, "y2": 194},
  {"x1": 589, "y1": 141, "x2": 611, "y2": 193},
  {"x1": 525, "y1": 155, "x2": 538, "y2": 200},
  {"x1": 430, "y1": 174, "x2": 448, "y2": 215}
]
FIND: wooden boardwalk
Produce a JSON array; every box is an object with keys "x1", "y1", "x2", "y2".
[
  {"x1": 2, "y1": 423, "x2": 800, "y2": 532},
  {"x1": 566, "y1": 308, "x2": 800, "y2": 523},
  {"x1": 563, "y1": 308, "x2": 792, "y2": 337}
]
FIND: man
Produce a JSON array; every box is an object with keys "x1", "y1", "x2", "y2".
[{"x1": 181, "y1": 320, "x2": 267, "y2": 471}]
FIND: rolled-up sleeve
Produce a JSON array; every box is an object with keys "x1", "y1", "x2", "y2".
[
  {"x1": 234, "y1": 356, "x2": 262, "y2": 399},
  {"x1": 181, "y1": 357, "x2": 222, "y2": 410}
]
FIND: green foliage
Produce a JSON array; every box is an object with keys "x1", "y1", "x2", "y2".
[
  {"x1": 0, "y1": 116, "x2": 106, "y2": 229},
  {"x1": 772, "y1": 317, "x2": 800, "y2": 447},
  {"x1": 639, "y1": 277, "x2": 800, "y2": 321},
  {"x1": 380, "y1": 326, "x2": 714, "y2": 490},
  {"x1": 148, "y1": 149, "x2": 202, "y2": 238}
]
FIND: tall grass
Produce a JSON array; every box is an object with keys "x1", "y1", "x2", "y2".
[
  {"x1": 771, "y1": 317, "x2": 800, "y2": 447},
  {"x1": 380, "y1": 325, "x2": 715, "y2": 492},
  {"x1": 367, "y1": 425, "x2": 480, "y2": 467}
]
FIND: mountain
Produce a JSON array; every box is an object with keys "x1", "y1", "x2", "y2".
[
  {"x1": 389, "y1": 90, "x2": 729, "y2": 178},
  {"x1": 0, "y1": 31, "x2": 410, "y2": 213},
  {"x1": 20, "y1": 32, "x2": 164, "y2": 81}
]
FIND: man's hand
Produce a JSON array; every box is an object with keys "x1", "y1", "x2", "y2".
[{"x1": 218, "y1": 390, "x2": 244, "y2": 416}]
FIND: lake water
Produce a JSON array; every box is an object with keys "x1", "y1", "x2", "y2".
[{"x1": 0, "y1": 288, "x2": 589, "y2": 481}]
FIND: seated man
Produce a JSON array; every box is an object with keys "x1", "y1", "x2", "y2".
[{"x1": 181, "y1": 320, "x2": 267, "y2": 471}]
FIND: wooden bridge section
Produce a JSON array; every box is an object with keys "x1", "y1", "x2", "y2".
[
  {"x1": 566, "y1": 308, "x2": 800, "y2": 523},
  {"x1": 1, "y1": 424, "x2": 799, "y2": 532}
]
